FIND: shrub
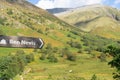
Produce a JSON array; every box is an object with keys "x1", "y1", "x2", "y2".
[
  {"x1": 67, "y1": 40, "x2": 82, "y2": 49},
  {"x1": 16, "y1": 50, "x2": 25, "y2": 54},
  {"x1": 91, "y1": 74, "x2": 97, "y2": 80},
  {"x1": 66, "y1": 53, "x2": 76, "y2": 61},
  {"x1": 53, "y1": 47, "x2": 58, "y2": 53},
  {"x1": 37, "y1": 29, "x2": 43, "y2": 34},
  {"x1": 67, "y1": 34, "x2": 71, "y2": 37},
  {"x1": 0, "y1": 50, "x2": 33, "y2": 79},
  {"x1": 106, "y1": 45, "x2": 120, "y2": 80},
  {"x1": 7, "y1": 9, "x2": 13, "y2": 15},
  {"x1": 40, "y1": 54, "x2": 46, "y2": 60},
  {"x1": 45, "y1": 43, "x2": 52, "y2": 50},
  {"x1": 78, "y1": 49, "x2": 82, "y2": 53},
  {"x1": 48, "y1": 55, "x2": 58, "y2": 63},
  {"x1": 70, "y1": 30, "x2": 79, "y2": 35},
  {"x1": 0, "y1": 30, "x2": 5, "y2": 35},
  {"x1": 99, "y1": 53, "x2": 107, "y2": 62},
  {"x1": 61, "y1": 48, "x2": 76, "y2": 61},
  {"x1": 85, "y1": 48, "x2": 92, "y2": 54},
  {"x1": 26, "y1": 53, "x2": 34, "y2": 63},
  {"x1": 0, "y1": 17, "x2": 7, "y2": 25}
]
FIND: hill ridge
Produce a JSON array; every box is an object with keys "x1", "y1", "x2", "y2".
[{"x1": 56, "y1": 4, "x2": 120, "y2": 39}]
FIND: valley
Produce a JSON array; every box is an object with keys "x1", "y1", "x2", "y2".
[{"x1": 0, "y1": 0, "x2": 120, "y2": 80}]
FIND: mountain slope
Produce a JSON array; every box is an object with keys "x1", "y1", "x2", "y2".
[
  {"x1": 0, "y1": 0, "x2": 83, "y2": 48},
  {"x1": 1, "y1": 1, "x2": 120, "y2": 80},
  {"x1": 57, "y1": 4, "x2": 120, "y2": 39}
]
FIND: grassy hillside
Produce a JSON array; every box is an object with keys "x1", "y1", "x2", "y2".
[
  {"x1": 0, "y1": 1, "x2": 120, "y2": 80},
  {"x1": 13, "y1": 53, "x2": 114, "y2": 80},
  {"x1": 0, "y1": 0, "x2": 82, "y2": 47},
  {"x1": 57, "y1": 4, "x2": 120, "y2": 39}
]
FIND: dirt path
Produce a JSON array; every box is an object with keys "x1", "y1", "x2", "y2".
[{"x1": 20, "y1": 68, "x2": 31, "y2": 80}]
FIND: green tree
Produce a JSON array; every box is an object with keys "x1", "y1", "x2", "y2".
[
  {"x1": 106, "y1": 45, "x2": 120, "y2": 80},
  {"x1": 0, "y1": 50, "x2": 34, "y2": 80}
]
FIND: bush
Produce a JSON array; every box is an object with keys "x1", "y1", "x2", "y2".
[
  {"x1": 99, "y1": 53, "x2": 107, "y2": 62},
  {"x1": 78, "y1": 49, "x2": 82, "y2": 53},
  {"x1": 40, "y1": 44, "x2": 59, "y2": 63},
  {"x1": 85, "y1": 48, "x2": 92, "y2": 54},
  {"x1": 91, "y1": 74, "x2": 97, "y2": 80},
  {"x1": 40, "y1": 54, "x2": 46, "y2": 60},
  {"x1": 0, "y1": 30, "x2": 4, "y2": 35},
  {"x1": 0, "y1": 17, "x2": 7, "y2": 25},
  {"x1": 67, "y1": 34, "x2": 71, "y2": 37},
  {"x1": 37, "y1": 29, "x2": 43, "y2": 34},
  {"x1": 60, "y1": 48, "x2": 76, "y2": 61},
  {"x1": 16, "y1": 50, "x2": 25, "y2": 54},
  {"x1": 70, "y1": 30, "x2": 79, "y2": 35},
  {"x1": 81, "y1": 34, "x2": 119, "y2": 52},
  {"x1": 106, "y1": 45, "x2": 120, "y2": 80},
  {"x1": 48, "y1": 55, "x2": 58, "y2": 63},
  {"x1": 7, "y1": 9, "x2": 13, "y2": 15},
  {"x1": 0, "y1": 50, "x2": 33, "y2": 79},
  {"x1": 26, "y1": 53, "x2": 34, "y2": 63},
  {"x1": 66, "y1": 53, "x2": 76, "y2": 61},
  {"x1": 67, "y1": 40, "x2": 82, "y2": 49},
  {"x1": 53, "y1": 47, "x2": 58, "y2": 53},
  {"x1": 45, "y1": 43, "x2": 52, "y2": 50}
]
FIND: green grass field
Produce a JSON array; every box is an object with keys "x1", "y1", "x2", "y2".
[{"x1": 13, "y1": 53, "x2": 114, "y2": 80}]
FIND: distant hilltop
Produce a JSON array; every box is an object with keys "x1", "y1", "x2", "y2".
[
  {"x1": 47, "y1": 8, "x2": 72, "y2": 14},
  {"x1": 56, "y1": 4, "x2": 120, "y2": 39}
]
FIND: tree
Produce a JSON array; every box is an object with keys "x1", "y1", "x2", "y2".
[
  {"x1": 106, "y1": 45, "x2": 120, "y2": 80},
  {"x1": 0, "y1": 50, "x2": 34, "y2": 80}
]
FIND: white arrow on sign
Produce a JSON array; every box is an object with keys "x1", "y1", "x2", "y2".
[{"x1": 39, "y1": 38, "x2": 44, "y2": 48}]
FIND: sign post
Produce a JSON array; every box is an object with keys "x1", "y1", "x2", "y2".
[{"x1": 0, "y1": 35, "x2": 44, "y2": 49}]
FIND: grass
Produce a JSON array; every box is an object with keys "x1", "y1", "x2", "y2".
[
  {"x1": 0, "y1": 47, "x2": 17, "y2": 56},
  {"x1": 13, "y1": 53, "x2": 114, "y2": 80},
  {"x1": 0, "y1": 1, "x2": 118, "y2": 80},
  {"x1": 0, "y1": 47, "x2": 34, "y2": 56}
]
